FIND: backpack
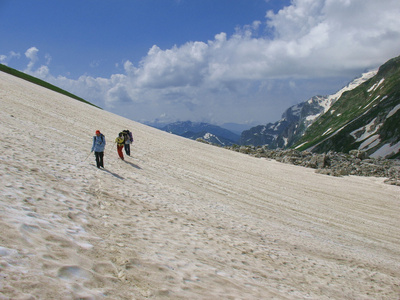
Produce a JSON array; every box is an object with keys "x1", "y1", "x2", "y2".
[
  {"x1": 95, "y1": 134, "x2": 105, "y2": 144},
  {"x1": 128, "y1": 130, "x2": 133, "y2": 142},
  {"x1": 122, "y1": 130, "x2": 133, "y2": 142}
]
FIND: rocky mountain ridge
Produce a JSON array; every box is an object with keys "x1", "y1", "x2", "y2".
[
  {"x1": 295, "y1": 55, "x2": 400, "y2": 159},
  {"x1": 240, "y1": 54, "x2": 400, "y2": 159},
  {"x1": 240, "y1": 69, "x2": 377, "y2": 149}
]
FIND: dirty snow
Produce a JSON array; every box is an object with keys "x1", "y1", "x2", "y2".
[{"x1": 1, "y1": 71, "x2": 400, "y2": 299}]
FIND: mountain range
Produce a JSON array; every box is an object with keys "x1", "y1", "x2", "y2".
[
  {"x1": 150, "y1": 56, "x2": 399, "y2": 159},
  {"x1": 241, "y1": 55, "x2": 400, "y2": 159},
  {"x1": 153, "y1": 121, "x2": 241, "y2": 146},
  {"x1": 295, "y1": 55, "x2": 400, "y2": 159},
  {"x1": 240, "y1": 70, "x2": 377, "y2": 148}
]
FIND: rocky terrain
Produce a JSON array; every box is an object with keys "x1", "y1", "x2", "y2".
[
  {"x1": 241, "y1": 146, "x2": 400, "y2": 185},
  {"x1": 200, "y1": 140, "x2": 400, "y2": 186}
]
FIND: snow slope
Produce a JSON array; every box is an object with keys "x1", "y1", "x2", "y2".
[
  {"x1": 305, "y1": 69, "x2": 378, "y2": 124},
  {"x1": 1, "y1": 71, "x2": 400, "y2": 299}
]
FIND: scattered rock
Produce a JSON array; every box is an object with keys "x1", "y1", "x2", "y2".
[{"x1": 219, "y1": 144, "x2": 400, "y2": 185}]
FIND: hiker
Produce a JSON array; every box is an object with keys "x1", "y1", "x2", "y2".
[
  {"x1": 91, "y1": 130, "x2": 106, "y2": 168},
  {"x1": 115, "y1": 132, "x2": 125, "y2": 160},
  {"x1": 122, "y1": 129, "x2": 133, "y2": 156}
]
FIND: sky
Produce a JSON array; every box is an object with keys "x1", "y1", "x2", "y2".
[{"x1": 1, "y1": 0, "x2": 400, "y2": 129}]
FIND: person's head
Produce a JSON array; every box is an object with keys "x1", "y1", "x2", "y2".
[{"x1": 96, "y1": 130, "x2": 101, "y2": 136}]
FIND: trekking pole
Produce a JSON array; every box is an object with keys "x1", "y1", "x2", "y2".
[{"x1": 83, "y1": 151, "x2": 93, "y2": 162}]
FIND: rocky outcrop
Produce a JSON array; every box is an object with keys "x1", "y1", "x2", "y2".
[{"x1": 225, "y1": 145, "x2": 400, "y2": 186}]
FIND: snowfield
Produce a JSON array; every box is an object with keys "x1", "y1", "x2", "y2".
[{"x1": 1, "y1": 71, "x2": 400, "y2": 299}]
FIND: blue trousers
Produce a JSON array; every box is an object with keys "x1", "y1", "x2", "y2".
[{"x1": 124, "y1": 144, "x2": 131, "y2": 156}]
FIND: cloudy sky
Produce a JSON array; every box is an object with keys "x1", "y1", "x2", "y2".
[{"x1": 1, "y1": 0, "x2": 400, "y2": 128}]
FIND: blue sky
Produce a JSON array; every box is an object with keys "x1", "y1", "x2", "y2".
[{"x1": 1, "y1": 0, "x2": 400, "y2": 128}]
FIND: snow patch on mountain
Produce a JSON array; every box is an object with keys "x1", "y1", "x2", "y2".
[
  {"x1": 350, "y1": 118, "x2": 380, "y2": 142},
  {"x1": 371, "y1": 141, "x2": 400, "y2": 158},
  {"x1": 321, "y1": 69, "x2": 378, "y2": 115},
  {"x1": 368, "y1": 78, "x2": 385, "y2": 92},
  {"x1": 387, "y1": 104, "x2": 400, "y2": 118},
  {"x1": 298, "y1": 70, "x2": 377, "y2": 130}
]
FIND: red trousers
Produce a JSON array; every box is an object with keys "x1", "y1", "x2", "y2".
[{"x1": 117, "y1": 145, "x2": 124, "y2": 160}]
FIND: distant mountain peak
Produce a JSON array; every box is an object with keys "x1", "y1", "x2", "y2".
[{"x1": 156, "y1": 121, "x2": 240, "y2": 146}]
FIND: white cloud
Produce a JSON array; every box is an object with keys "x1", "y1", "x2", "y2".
[
  {"x1": 0, "y1": 51, "x2": 20, "y2": 65},
  {"x1": 4, "y1": 0, "x2": 400, "y2": 125},
  {"x1": 33, "y1": 65, "x2": 50, "y2": 78},
  {"x1": 107, "y1": 0, "x2": 399, "y2": 124},
  {"x1": 264, "y1": 0, "x2": 400, "y2": 71},
  {"x1": 25, "y1": 47, "x2": 39, "y2": 72},
  {"x1": 45, "y1": 53, "x2": 52, "y2": 65}
]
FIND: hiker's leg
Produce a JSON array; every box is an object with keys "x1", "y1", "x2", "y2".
[
  {"x1": 125, "y1": 144, "x2": 130, "y2": 156},
  {"x1": 117, "y1": 145, "x2": 124, "y2": 160},
  {"x1": 99, "y1": 152, "x2": 104, "y2": 167},
  {"x1": 95, "y1": 152, "x2": 101, "y2": 168}
]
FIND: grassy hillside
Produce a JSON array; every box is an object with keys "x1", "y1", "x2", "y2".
[{"x1": 0, "y1": 64, "x2": 100, "y2": 109}]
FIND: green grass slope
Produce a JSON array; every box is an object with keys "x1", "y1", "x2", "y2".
[{"x1": 0, "y1": 64, "x2": 100, "y2": 109}]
